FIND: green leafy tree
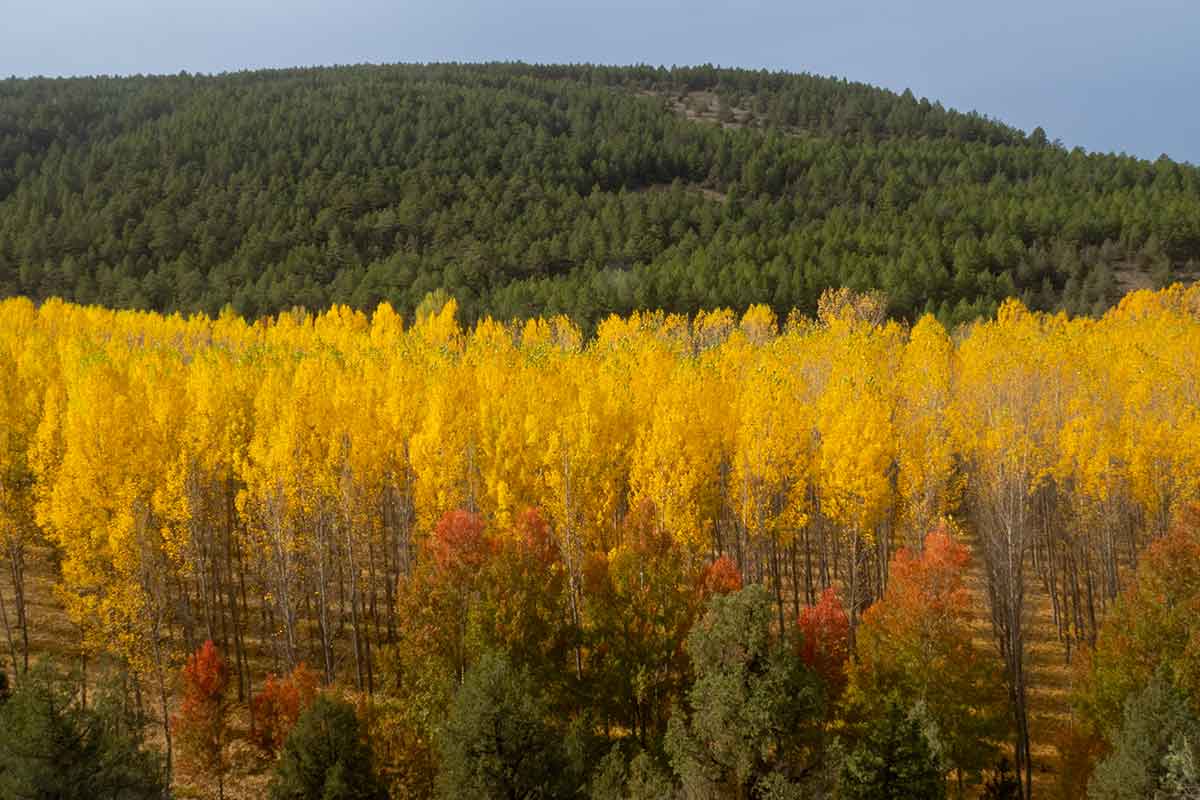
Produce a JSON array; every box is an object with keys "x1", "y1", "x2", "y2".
[
  {"x1": 1161, "y1": 734, "x2": 1200, "y2": 800},
  {"x1": 584, "y1": 502, "x2": 708, "y2": 748},
  {"x1": 589, "y1": 745, "x2": 676, "y2": 800},
  {"x1": 268, "y1": 694, "x2": 387, "y2": 800},
  {"x1": 475, "y1": 508, "x2": 574, "y2": 707}
]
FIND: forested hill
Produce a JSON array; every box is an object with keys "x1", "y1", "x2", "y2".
[{"x1": 2, "y1": 62, "x2": 1198, "y2": 326}]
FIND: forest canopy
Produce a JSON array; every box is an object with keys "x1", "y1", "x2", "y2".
[
  {"x1": 2, "y1": 62, "x2": 1198, "y2": 326},
  {"x1": 1, "y1": 286, "x2": 1199, "y2": 796}
]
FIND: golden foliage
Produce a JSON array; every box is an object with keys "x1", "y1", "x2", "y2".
[{"x1": 3, "y1": 284, "x2": 1199, "y2": 678}]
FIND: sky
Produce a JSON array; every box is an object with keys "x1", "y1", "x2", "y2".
[{"x1": 4, "y1": 0, "x2": 1198, "y2": 164}]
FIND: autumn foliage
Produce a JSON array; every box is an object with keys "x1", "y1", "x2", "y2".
[
  {"x1": 797, "y1": 586, "x2": 850, "y2": 697},
  {"x1": 1074, "y1": 506, "x2": 1200, "y2": 738},
  {"x1": 846, "y1": 527, "x2": 1009, "y2": 790},
  {"x1": 174, "y1": 640, "x2": 231, "y2": 798},
  {"x1": 251, "y1": 663, "x2": 321, "y2": 755},
  {"x1": 700, "y1": 555, "x2": 743, "y2": 597},
  {"x1": 430, "y1": 509, "x2": 491, "y2": 573},
  {"x1": 0, "y1": 287, "x2": 1199, "y2": 795}
]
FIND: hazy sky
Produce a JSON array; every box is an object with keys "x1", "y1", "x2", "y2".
[{"x1": 5, "y1": 0, "x2": 1197, "y2": 163}]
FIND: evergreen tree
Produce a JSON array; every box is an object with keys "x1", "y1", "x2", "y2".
[
  {"x1": 268, "y1": 695, "x2": 387, "y2": 800},
  {"x1": 437, "y1": 651, "x2": 574, "y2": 800},
  {"x1": 0, "y1": 663, "x2": 164, "y2": 800},
  {"x1": 665, "y1": 585, "x2": 822, "y2": 799},
  {"x1": 589, "y1": 745, "x2": 676, "y2": 800},
  {"x1": 1, "y1": 62, "x2": 1197, "y2": 326},
  {"x1": 1089, "y1": 672, "x2": 1200, "y2": 800},
  {"x1": 840, "y1": 696, "x2": 946, "y2": 800}
]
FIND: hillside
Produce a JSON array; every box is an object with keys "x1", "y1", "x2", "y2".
[{"x1": 2, "y1": 62, "x2": 1198, "y2": 326}]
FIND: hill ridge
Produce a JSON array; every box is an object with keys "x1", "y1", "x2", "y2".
[{"x1": 1, "y1": 62, "x2": 1198, "y2": 325}]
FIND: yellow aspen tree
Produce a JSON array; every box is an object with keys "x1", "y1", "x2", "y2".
[
  {"x1": 692, "y1": 307, "x2": 737, "y2": 353},
  {"x1": 1112, "y1": 290, "x2": 1200, "y2": 539},
  {"x1": 40, "y1": 341, "x2": 182, "y2": 778},
  {"x1": 0, "y1": 298, "x2": 44, "y2": 675},
  {"x1": 377, "y1": 332, "x2": 426, "y2": 592},
  {"x1": 895, "y1": 314, "x2": 958, "y2": 548},
  {"x1": 276, "y1": 352, "x2": 342, "y2": 686},
  {"x1": 238, "y1": 354, "x2": 308, "y2": 673},
  {"x1": 471, "y1": 318, "x2": 544, "y2": 527},
  {"x1": 950, "y1": 299, "x2": 1063, "y2": 800},
  {"x1": 730, "y1": 339, "x2": 813, "y2": 625},
  {"x1": 815, "y1": 325, "x2": 897, "y2": 630},
  {"x1": 1049, "y1": 316, "x2": 1132, "y2": 649},
  {"x1": 409, "y1": 356, "x2": 478, "y2": 530},
  {"x1": 167, "y1": 346, "x2": 257, "y2": 699},
  {"x1": 408, "y1": 296, "x2": 480, "y2": 532},
  {"x1": 331, "y1": 348, "x2": 390, "y2": 693},
  {"x1": 313, "y1": 305, "x2": 388, "y2": 693},
  {"x1": 536, "y1": 321, "x2": 634, "y2": 665},
  {"x1": 629, "y1": 358, "x2": 727, "y2": 554},
  {"x1": 561, "y1": 353, "x2": 639, "y2": 551}
]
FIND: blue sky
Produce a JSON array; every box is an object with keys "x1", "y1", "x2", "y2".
[{"x1": 4, "y1": 0, "x2": 1197, "y2": 163}]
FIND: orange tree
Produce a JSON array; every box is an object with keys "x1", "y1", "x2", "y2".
[
  {"x1": 174, "y1": 640, "x2": 232, "y2": 800},
  {"x1": 844, "y1": 527, "x2": 1009, "y2": 795},
  {"x1": 1075, "y1": 507, "x2": 1200, "y2": 740}
]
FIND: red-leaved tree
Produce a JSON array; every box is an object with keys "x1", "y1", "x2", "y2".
[
  {"x1": 700, "y1": 554, "x2": 743, "y2": 598},
  {"x1": 174, "y1": 640, "x2": 231, "y2": 799},
  {"x1": 797, "y1": 585, "x2": 851, "y2": 698},
  {"x1": 430, "y1": 508, "x2": 492, "y2": 574},
  {"x1": 250, "y1": 662, "x2": 321, "y2": 755}
]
